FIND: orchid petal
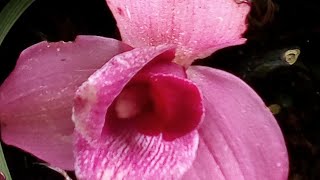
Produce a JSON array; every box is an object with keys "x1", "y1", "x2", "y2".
[
  {"x1": 183, "y1": 66, "x2": 288, "y2": 180},
  {"x1": 106, "y1": 0, "x2": 250, "y2": 66},
  {"x1": 0, "y1": 36, "x2": 131, "y2": 170},
  {"x1": 75, "y1": 131, "x2": 198, "y2": 180},
  {"x1": 73, "y1": 45, "x2": 201, "y2": 179}
]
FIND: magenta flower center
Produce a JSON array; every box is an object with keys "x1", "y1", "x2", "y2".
[{"x1": 105, "y1": 62, "x2": 203, "y2": 141}]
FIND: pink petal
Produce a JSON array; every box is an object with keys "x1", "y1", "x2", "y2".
[
  {"x1": 73, "y1": 45, "x2": 201, "y2": 179},
  {"x1": 0, "y1": 36, "x2": 131, "y2": 170},
  {"x1": 106, "y1": 0, "x2": 250, "y2": 66},
  {"x1": 75, "y1": 131, "x2": 198, "y2": 180},
  {"x1": 183, "y1": 66, "x2": 288, "y2": 180}
]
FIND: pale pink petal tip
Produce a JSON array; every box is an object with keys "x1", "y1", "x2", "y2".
[
  {"x1": 184, "y1": 66, "x2": 289, "y2": 180},
  {"x1": 107, "y1": 0, "x2": 250, "y2": 66},
  {"x1": 0, "y1": 35, "x2": 131, "y2": 170},
  {"x1": 73, "y1": 45, "x2": 204, "y2": 179}
]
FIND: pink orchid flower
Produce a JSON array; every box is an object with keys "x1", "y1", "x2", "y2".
[{"x1": 0, "y1": 0, "x2": 288, "y2": 179}]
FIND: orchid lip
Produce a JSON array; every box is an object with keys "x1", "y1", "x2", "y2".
[{"x1": 103, "y1": 61, "x2": 203, "y2": 142}]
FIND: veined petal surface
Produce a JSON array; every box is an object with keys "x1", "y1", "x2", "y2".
[
  {"x1": 106, "y1": 0, "x2": 250, "y2": 66},
  {"x1": 0, "y1": 36, "x2": 130, "y2": 169},
  {"x1": 183, "y1": 66, "x2": 288, "y2": 180}
]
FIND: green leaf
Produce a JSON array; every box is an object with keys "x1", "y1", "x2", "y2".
[
  {"x1": 0, "y1": 0, "x2": 35, "y2": 46},
  {"x1": 0, "y1": 142, "x2": 11, "y2": 180}
]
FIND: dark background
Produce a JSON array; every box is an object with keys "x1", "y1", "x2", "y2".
[{"x1": 1, "y1": 0, "x2": 320, "y2": 179}]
